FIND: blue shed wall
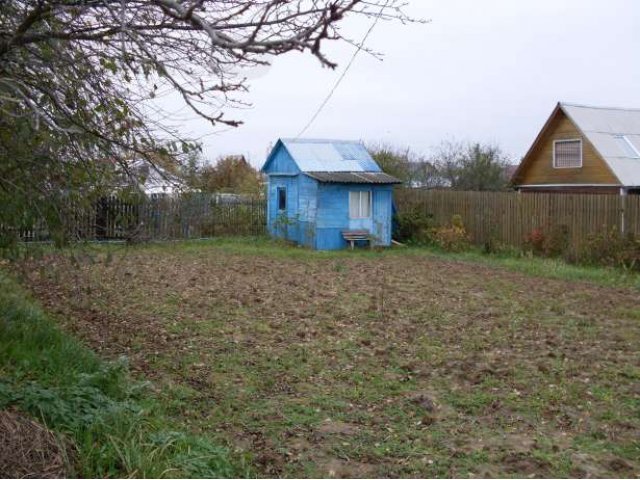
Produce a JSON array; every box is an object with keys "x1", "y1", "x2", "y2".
[
  {"x1": 264, "y1": 143, "x2": 303, "y2": 243},
  {"x1": 267, "y1": 175, "x2": 299, "y2": 242},
  {"x1": 296, "y1": 175, "x2": 319, "y2": 247},
  {"x1": 315, "y1": 183, "x2": 394, "y2": 250},
  {"x1": 372, "y1": 186, "x2": 393, "y2": 245},
  {"x1": 266, "y1": 173, "x2": 319, "y2": 247}
]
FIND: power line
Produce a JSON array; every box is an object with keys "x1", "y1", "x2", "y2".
[{"x1": 296, "y1": 1, "x2": 390, "y2": 138}]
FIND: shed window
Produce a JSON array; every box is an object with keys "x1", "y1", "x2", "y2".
[
  {"x1": 349, "y1": 191, "x2": 371, "y2": 218},
  {"x1": 553, "y1": 139, "x2": 582, "y2": 168},
  {"x1": 277, "y1": 187, "x2": 286, "y2": 211}
]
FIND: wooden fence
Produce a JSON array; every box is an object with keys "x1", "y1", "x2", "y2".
[
  {"x1": 394, "y1": 189, "x2": 640, "y2": 250},
  {"x1": 15, "y1": 189, "x2": 640, "y2": 250},
  {"x1": 16, "y1": 194, "x2": 266, "y2": 242}
]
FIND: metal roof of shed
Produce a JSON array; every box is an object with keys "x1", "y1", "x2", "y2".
[
  {"x1": 279, "y1": 138, "x2": 382, "y2": 172},
  {"x1": 305, "y1": 171, "x2": 402, "y2": 184},
  {"x1": 561, "y1": 103, "x2": 640, "y2": 186}
]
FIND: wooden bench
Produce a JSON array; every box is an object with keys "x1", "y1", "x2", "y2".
[{"x1": 342, "y1": 229, "x2": 371, "y2": 250}]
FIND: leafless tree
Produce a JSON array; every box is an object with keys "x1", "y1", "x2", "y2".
[
  {"x1": 369, "y1": 142, "x2": 444, "y2": 188},
  {"x1": 430, "y1": 139, "x2": 511, "y2": 191},
  {"x1": 1, "y1": 1, "x2": 413, "y2": 134}
]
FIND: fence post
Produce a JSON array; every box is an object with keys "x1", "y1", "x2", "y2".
[{"x1": 620, "y1": 187, "x2": 627, "y2": 235}]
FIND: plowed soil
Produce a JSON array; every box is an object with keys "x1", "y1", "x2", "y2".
[{"x1": 18, "y1": 243, "x2": 640, "y2": 477}]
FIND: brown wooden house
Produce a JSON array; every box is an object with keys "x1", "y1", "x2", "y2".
[{"x1": 512, "y1": 103, "x2": 640, "y2": 194}]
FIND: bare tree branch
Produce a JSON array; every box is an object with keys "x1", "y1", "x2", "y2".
[{"x1": 0, "y1": 0, "x2": 419, "y2": 244}]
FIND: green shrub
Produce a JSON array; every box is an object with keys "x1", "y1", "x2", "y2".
[
  {"x1": 482, "y1": 237, "x2": 512, "y2": 255},
  {"x1": 523, "y1": 225, "x2": 640, "y2": 271},
  {"x1": 524, "y1": 225, "x2": 570, "y2": 258},
  {"x1": 579, "y1": 228, "x2": 640, "y2": 271},
  {"x1": 393, "y1": 208, "x2": 434, "y2": 244},
  {"x1": 431, "y1": 215, "x2": 470, "y2": 252},
  {"x1": 523, "y1": 227, "x2": 545, "y2": 255},
  {"x1": 545, "y1": 224, "x2": 570, "y2": 258}
]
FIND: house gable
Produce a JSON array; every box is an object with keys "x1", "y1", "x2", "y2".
[{"x1": 513, "y1": 106, "x2": 620, "y2": 186}]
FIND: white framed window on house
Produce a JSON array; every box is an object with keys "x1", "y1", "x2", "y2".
[
  {"x1": 553, "y1": 139, "x2": 583, "y2": 168},
  {"x1": 349, "y1": 191, "x2": 371, "y2": 219}
]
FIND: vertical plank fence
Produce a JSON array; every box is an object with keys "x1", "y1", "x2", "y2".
[
  {"x1": 14, "y1": 194, "x2": 266, "y2": 242},
  {"x1": 394, "y1": 189, "x2": 635, "y2": 251}
]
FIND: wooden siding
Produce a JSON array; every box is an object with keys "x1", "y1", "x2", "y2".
[
  {"x1": 373, "y1": 187, "x2": 393, "y2": 245},
  {"x1": 297, "y1": 174, "x2": 319, "y2": 247},
  {"x1": 267, "y1": 175, "x2": 300, "y2": 242},
  {"x1": 315, "y1": 184, "x2": 357, "y2": 250},
  {"x1": 315, "y1": 184, "x2": 394, "y2": 249},
  {"x1": 515, "y1": 109, "x2": 620, "y2": 186}
]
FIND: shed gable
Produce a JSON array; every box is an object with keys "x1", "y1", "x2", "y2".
[
  {"x1": 514, "y1": 108, "x2": 620, "y2": 186},
  {"x1": 262, "y1": 141, "x2": 300, "y2": 175}
]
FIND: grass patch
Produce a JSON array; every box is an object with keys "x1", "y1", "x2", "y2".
[
  {"x1": 414, "y1": 246, "x2": 640, "y2": 289},
  {"x1": 0, "y1": 270, "x2": 248, "y2": 478}
]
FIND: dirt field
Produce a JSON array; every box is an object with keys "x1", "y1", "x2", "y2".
[{"x1": 18, "y1": 242, "x2": 640, "y2": 477}]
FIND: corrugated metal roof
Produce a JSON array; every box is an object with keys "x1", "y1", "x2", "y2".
[
  {"x1": 280, "y1": 138, "x2": 381, "y2": 172},
  {"x1": 561, "y1": 103, "x2": 640, "y2": 186},
  {"x1": 305, "y1": 171, "x2": 402, "y2": 184}
]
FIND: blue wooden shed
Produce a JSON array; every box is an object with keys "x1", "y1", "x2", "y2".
[{"x1": 261, "y1": 138, "x2": 401, "y2": 250}]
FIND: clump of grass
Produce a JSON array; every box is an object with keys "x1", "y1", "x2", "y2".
[
  {"x1": 0, "y1": 271, "x2": 247, "y2": 478},
  {"x1": 415, "y1": 245, "x2": 640, "y2": 289}
]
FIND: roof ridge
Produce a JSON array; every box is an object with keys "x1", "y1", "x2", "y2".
[
  {"x1": 280, "y1": 137, "x2": 363, "y2": 144},
  {"x1": 576, "y1": 129, "x2": 640, "y2": 135},
  {"x1": 561, "y1": 102, "x2": 640, "y2": 112}
]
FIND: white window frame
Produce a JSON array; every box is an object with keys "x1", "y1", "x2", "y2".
[
  {"x1": 349, "y1": 190, "x2": 372, "y2": 219},
  {"x1": 553, "y1": 138, "x2": 583, "y2": 169}
]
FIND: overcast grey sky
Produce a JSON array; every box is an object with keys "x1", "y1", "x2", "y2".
[{"x1": 165, "y1": 0, "x2": 640, "y2": 168}]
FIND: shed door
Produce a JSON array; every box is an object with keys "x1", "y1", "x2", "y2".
[{"x1": 348, "y1": 190, "x2": 373, "y2": 231}]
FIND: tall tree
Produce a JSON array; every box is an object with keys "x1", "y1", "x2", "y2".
[
  {"x1": 369, "y1": 144, "x2": 414, "y2": 184},
  {"x1": 369, "y1": 143, "x2": 443, "y2": 188},
  {"x1": 0, "y1": 1, "x2": 412, "y2": 244},
  {"x1": 432, "y1": 140, "x2": 511, "y2": 191},
  {"x1": 198, "y1": 156, "x2": 262, "y2": 195}
]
